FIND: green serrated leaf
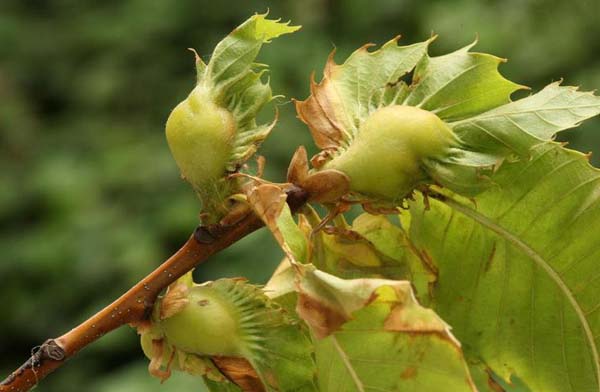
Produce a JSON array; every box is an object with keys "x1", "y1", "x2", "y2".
[
  {"x1": 205, "y1": 13, "x2": 300, "y2": 95},
  {"x1": 407, "y1": 143, "x2": 600, "y2": 391},
  {"x1": 200, "y1": 13, "x2": 299, "y2": 171},
  {"x1": 450, "y1": 82, "x2": 600, "y2": 156},
  {"x1": 404, "y1": 41, "x2": 525, "y2": 121}
]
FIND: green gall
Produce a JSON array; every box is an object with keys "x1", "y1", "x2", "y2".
[
  {"x1": 140, "y1": 275, "x2": 317, "y2": 390},
  {"x1": 165, "y1": 14, "x2": 299, "y2": 222},
  {"x1": 294, "y1": 37, "x2": 526, "y2": 207},
  {"x1": 160, "y1": 284, "x2": 241, "y2": 356},
  {"x1": 166, "y1": 86, "x2": 237, "y2": 191},
  {"x1": 325, "y1": 105, "x2": 457, "y2": 200},
  {"x1": 138, "y1": 325, "x2": 226, "y2": 382}
]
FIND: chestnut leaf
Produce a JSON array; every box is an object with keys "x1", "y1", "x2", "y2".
[{"x1": 408, "y1": 143, "x2": 600, "y2": 392}]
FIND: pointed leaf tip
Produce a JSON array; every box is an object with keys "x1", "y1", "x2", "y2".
[{"x1": 248, "y1": 13, "x2": 301, "y2": 42}]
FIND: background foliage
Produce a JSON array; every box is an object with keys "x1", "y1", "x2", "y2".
[{"x1": 1, "y1": 0, "x2": 599, "y2": 391}]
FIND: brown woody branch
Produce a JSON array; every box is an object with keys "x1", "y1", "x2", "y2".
[{"x1": 0, "y1": 186, "x2": 308, "y2": 392}]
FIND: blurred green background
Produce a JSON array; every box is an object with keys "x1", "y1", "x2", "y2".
[{"x1": 1, "y1": 0, "x2": 599, "y2": 391}]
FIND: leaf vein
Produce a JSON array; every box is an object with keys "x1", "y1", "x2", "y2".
[
  {"x1": 440, "y1": 195, "x2": 600, "y2": 388},
  {"x1": 332, "y1": 335, "x2": 365, "y2": 392}
]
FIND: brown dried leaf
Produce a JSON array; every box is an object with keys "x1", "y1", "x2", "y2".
[
  {"x1": 148, "y1": 339, "x2": 174, "y2": 383},
  {"x1": 296, "y1": 292, "x2": 348, "y2": 339},
  {"x1": 247, "y1": 183, "x2": 302, "y2": 265},
  {"x1": 160, "y1": 282, "x2": 190, "y2": 320},
  {"x1": 287, "y1": 145, "x2": 350, "y2": 203},
  {"x1": 310, "y1": 149, "x2": 336, "y2": 169},
  {"x1": 247, "y1": 184, "x2": 287, "y2": 227},
  {"x1": 301, "y1": 169, "x2": 350, "y2": 204},
  {"x1": 296, "y1": 266, "x2": 402, "y2": 337},
  {"x1": 383, "y1": 293, "x2": 448, "y2": 333},
  {"x1": 294, "y1": 59, "x2": 347, "y2": 151},
  {"x1": 286, "y1": 146, "x2": 309, "y2": 185},
  {"x1": 212, "y1": 356, "x2": 265, "y2": 392},
  {"x1": 487, "y1": 373, "x2": 506, "y2": 392},
  {"x1": 295, "y1": 266, "x2": 463, "y2": 346}
]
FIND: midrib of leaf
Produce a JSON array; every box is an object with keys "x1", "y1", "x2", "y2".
[
  {"x1": 207, "y1": 38, "x2": 240, "y2": 79},
  {"x1": 355, "y1": 62, "x2": 363, "y2": 127},
  {"x1": 332, "y1": 335, "x2": 366, "y2": 392},
  {"x1": 560, "y1": 296, "x2": 578, "y2": 392},
  {"x1": 439, "y1": 194, "x2": 600, "y2": 389},
  {"x1": 451, "y1": 104, "x2": 600, "y2": 124}
]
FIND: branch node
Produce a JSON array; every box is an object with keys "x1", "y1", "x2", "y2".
[
  {"x1": 285, "y1": 184, "x2": 310, "y2": 211},
  {"x1": 194, "y1": 225, "x2": 219, "y2": 244},
  {"x1": 1, "y1": 340, "x2": 65, "y2": 388}
]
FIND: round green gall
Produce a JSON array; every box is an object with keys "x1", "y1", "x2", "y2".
[
  {"x1": 160, "y1": 284, "x2": 242, "y2": 357},
  {"x1": 325, "y1": 105, "x2": 457, "y2": 200},
  {"x1": 165, "y1": 86, "x2": 237, "y2": 192}
]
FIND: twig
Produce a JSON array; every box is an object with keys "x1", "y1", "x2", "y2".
[{"x1": 0, "y1": 186, "x2": 308, "y2": 392}]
